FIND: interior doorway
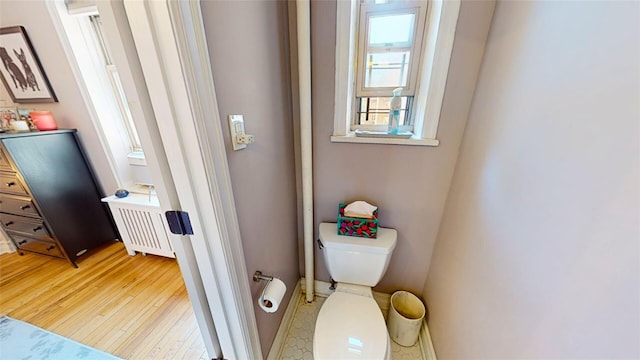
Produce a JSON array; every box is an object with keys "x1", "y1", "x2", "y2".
[{"x1": 45, "y1": 0, "x2": 262, "y2": 359}]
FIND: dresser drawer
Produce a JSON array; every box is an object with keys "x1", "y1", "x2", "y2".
[
  {"x1": 0, "y1": 172, "x2": 27, "y2": 195},
  {"x1": 0, "y1": 213, "x2": 51, "y2": 238},
  {"x1": 11, "y1": 234, "x2": 64, "y2": 258},
  {"x1": 0, "y1": 148, "x2": 11, "y2": 170},
  {"x1": 0, "y1": 194, "x2": 40, "y2": 218}
]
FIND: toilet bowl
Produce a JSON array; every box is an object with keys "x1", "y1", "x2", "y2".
[
  {"x1": 313, "y1": 284, "x2": 391, "y2": 359},
  {"x1": 313, "y1": 223, "x2": 397, "y2": 360}
]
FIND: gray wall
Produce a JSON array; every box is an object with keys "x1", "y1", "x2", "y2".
[
  {"x1": 200, "y1": 1, "x2": 299, "y2": 356},
  {"x1": 310, "y1": 0, "x2": 495, "y2": 294},
  {"x1": 0, "y1": 0, "x2": 117, "y2": 194},
  {"x1": 423, "y1": 1, "x2": 640, "y2": 358}
]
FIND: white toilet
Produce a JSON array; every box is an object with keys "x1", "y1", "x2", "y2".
[{"x1": 313, "y1": 222, "x2": 397, "y2": 360}]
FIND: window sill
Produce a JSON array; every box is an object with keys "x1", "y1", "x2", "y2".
[
  {"x1": 102, "y1": 192, "x2": 160, "y2": 208},
  {"x1": 330, "y1": 133, "x2": 440, "y2": 146}
]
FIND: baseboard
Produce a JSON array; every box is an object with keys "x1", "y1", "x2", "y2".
[
  {"x1": 266, "y1": 280, "x2": 302, "y2": 360},
  {"x1": 299, "y1": 277, "x2": 332, "y2": 297},
  {"x1": 300, "y1": 277, "x2": 391, "y2": 313},
  {"x1": 0, "y1": 239, "x2": 15, "y2": 255},
  {"x1": 373, "y1": 291, "x2": 391, "y2": 314},
  {"x1": 419, "y1": 319, "x2": 437, "y2": 360}
]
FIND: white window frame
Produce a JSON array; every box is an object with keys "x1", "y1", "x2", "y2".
[
  {"x1": 352, "y1": 1, "x2": 426, "y2": 133},
  {"x1": 355, "y1": 1, "x2": 426, "y2": 97},
  {"x1": 90, "y1": 15, "x2": 143, "y2": 153},
  {"x1": 332, "y1": 0, "x2": 461, "y2": 146},
  {"x1": 50, "y1": 3, "x2": 151, "y2": 192}
]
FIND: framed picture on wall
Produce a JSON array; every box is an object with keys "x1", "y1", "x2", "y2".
[{"x1": 0, "y1": 26, "x2": 57, "y2": 103}]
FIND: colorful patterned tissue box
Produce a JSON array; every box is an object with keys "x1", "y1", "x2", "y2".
[{"x1": 337, "y1": 202, "x2": 378, "y2": 238}]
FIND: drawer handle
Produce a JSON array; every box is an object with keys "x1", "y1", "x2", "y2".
[
  {"x1": 32, "y1": 226, "x2": 42, "y2": 232},
  {"x1": 20, "y1": 205, "x2": 31, "y2": 210},
  {"x1": 5, "y1": 181, "x2": 15, "y2": 187},
  {"x1": 46, "y1": 245, "x2": 55, "y2": 251},
  {"x1": 5, "y1": 221, "x2": 14, "y2": 226},
  {"x1": 18, "y1": 240, "x2": 27, "y2": 245}
]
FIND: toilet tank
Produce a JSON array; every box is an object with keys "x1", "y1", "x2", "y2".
[{"x1": 318, "y1": 222, "x2": 397, "y2": 287}]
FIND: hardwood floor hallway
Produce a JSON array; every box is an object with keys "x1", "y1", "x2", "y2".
[{"x1": 0, "y1": 241, "x2": 207, "y2": 359}]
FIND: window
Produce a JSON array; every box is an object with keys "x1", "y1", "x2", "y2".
[
  {"x1": 89, "y1": 15, "x2": 142, "y2": 153},
  {"x1": 353, "y1": 1, "x2": 427, "y2": 133},
  {"x1": 332, "y1": 0, "x2": 461, "y2": 146},
  {"x1": 49, "y1": 1, "x2": 152, "y2": 190}
]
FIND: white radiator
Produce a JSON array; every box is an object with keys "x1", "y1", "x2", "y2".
[{"x1": 102, "y1": 193, "x2": 175, "y2": 258}]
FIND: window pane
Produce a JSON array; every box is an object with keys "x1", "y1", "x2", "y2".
[
  {"x1": 89, "y1": 16, "x2": 113, "y2": 66},
  {"x1": 91, "y1": 15, "x2": 143, "y2": 152},
  {"x1": 369, "y1": 13, "x2": 415, "y2": 46},
  {"x1": 355, "y1": 96, "x2": 411, "y2": 126},
  {"x1": 110, "y1": 71, "x2": 142, "y2": 150},
  {"x1": 364, "y1": 52, "x2": 410, "y2": 88}
]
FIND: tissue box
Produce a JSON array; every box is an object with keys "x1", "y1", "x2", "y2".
[{"x1": 337, "y1": 202, "x2": 378, "y2": 238}]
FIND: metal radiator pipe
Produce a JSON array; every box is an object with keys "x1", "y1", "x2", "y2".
[{"x1": 296, "y1": 0, "x2": 314, "y2": 303}]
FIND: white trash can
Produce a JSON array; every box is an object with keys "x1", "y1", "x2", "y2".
[{"x1": 387, "y1": 291, "x2": 425, "y2": 347}]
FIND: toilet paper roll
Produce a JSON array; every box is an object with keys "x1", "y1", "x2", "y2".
[{"x1": 258, "y1": 278, "x2": 286, "y2": 313}]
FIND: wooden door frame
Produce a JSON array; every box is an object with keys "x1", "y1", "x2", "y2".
[{"x1": 120, "y1": 1, "x2": 262, "y2": 359}]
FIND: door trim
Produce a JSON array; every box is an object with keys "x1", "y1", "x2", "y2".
[
  {"x1": 167, "y1": 1, "x2": 263, "y2": 358},
  {"x1": 46, "y1": 0, "x2": 262, "y2": 358},
  {"x1": 45, "y1": 0, "x2": 225, "y2": 358},
  {"x1": 123, "y1": 1, "x2": 262, "y2": 358}
]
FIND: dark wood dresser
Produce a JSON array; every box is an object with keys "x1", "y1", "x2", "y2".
[{"x1": 0, "y1": 130, "x2": 117, "y2": 267}]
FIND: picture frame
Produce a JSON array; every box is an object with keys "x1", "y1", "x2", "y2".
[
  {"x1": 17, "y1": 108, "x2": 36, "y2": 130},
  {"x1": 0, "y1": 107, "x2": 18, "y2": 131},
  {"x1": 0, "y1": 26, "x2": 57, "y2": 103}
]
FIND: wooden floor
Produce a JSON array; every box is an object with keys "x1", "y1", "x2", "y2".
[{"x1": 0, "y1": 241, "x2": 207, "y2": 359}]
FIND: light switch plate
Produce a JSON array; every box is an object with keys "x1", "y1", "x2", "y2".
[{"x1": 228, "y1": 114, "x2": 247, "y2": 151}]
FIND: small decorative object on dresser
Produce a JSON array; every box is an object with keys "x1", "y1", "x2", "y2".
[
  {"x1": 0, "y1": 129, "x2": 118, "y2": 267},
  {"x1": 0, "y1": 107, "x2": 18, "y2": 131},
  {"x1": 17, "y1": 109, "x2": 36, "y2": 130},
  {"x1": 28, "y1": 110, "x2": 57, "y2": 130}
]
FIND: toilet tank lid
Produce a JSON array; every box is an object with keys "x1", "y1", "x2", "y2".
[{"x1": 319, "y1": 222, "x2": 397, "y2": 254}]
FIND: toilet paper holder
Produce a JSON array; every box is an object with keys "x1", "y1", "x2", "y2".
[
  {"x1": 253, "y1": 271, "x2": 273, "y2": 282},
  {"x1": 254, "y1": 271, "x2": 286, "y2": 313}
]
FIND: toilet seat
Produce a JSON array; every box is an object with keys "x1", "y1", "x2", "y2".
[{"x1": 313, "y1": 291, "x2": 388, "y2": 359}]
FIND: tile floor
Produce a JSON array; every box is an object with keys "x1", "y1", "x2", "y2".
[{"x1": 278, "y1": 295, "x2": 423, "y2": 359}]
